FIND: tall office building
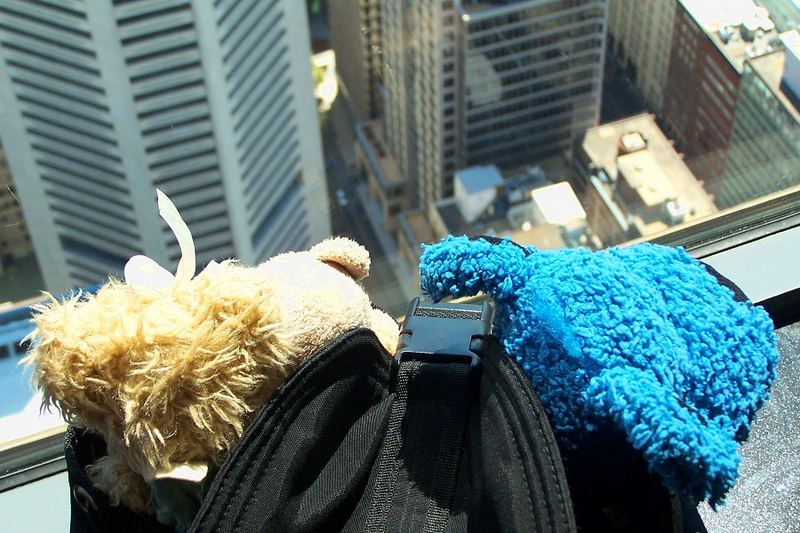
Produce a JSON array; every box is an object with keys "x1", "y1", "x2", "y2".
[
  {"x1": 607, "y1": 0, "x2": 676, "y2": 112},
  {"x1": 758, "y1": 0, "x2": 800, "y2": 32},
  {"x1": 381, "y1": 0, "x2": 608, "y2": 208},
  {"x1": 719, "y1": 31, "x2": 800, "y2": 208},
  {"x1": 662, "y1": 0, "x2": 778, "y2": 193},
  {"x1": 0, "y1": 0, "x2": 329, "y2": 293},
  {"x1": 330, "y1": 0, "x2": 383, "y2": 121}
]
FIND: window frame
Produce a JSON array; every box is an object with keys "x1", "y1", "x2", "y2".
[
  {"x1": 0, "y1": 426, "x2": 66, "y2": 493},
  {"x1": 1, "y1": 189, "x2": 800, "y2": 492}
]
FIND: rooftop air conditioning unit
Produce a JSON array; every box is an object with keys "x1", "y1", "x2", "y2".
[{"x1": 664, "y1": 199, "x2": 686, "y2": 225}]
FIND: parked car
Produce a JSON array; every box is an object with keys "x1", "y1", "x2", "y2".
[{"x1": 336, "y1": 189, "x2": 348, "y2": 207}]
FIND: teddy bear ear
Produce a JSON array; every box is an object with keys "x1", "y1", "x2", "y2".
[{"x1": 310, "y1": 237, "x2": 371, "y2": 280}]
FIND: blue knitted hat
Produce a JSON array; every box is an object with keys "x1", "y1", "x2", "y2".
[{"x1": 419, "y1": 235, "x2": 779, "y2": 506}]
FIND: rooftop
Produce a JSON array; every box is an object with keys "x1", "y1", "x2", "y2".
[
  {"x1": 356, "y1": 120, "x2": 403, "y2": 187},
  {"x1": 581, "y1": 113, "x2": 717, "y2": 236},
  {"x1": 529, "y1": 182, "x2": 586, "y2": 225},
  {"x1": 399, "y1": 209, "x2": 438, "y2": 249},
  {"x1": 616, "y1": 151, "x2": 679, "y2": 208},
  {"x1": 434, "y1": 198, "x2": 567, "y2": 249},
  {"x1": 744, "y1": 33, "x2": 800, "y2": 123},
  {"x1": 434, "y1": 165, "x2": 580, "y2": 245},
  {"x1": 681, "y1": 0, "x2": 781, "y2": 71},
  {"x1": 504, "y1": 224, "x2": 566, "y2": 249},
  {"x1": 455, "y1": 165, "x2": 503, "y2": 193}
]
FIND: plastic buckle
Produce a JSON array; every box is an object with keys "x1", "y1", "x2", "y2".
[{"x1": 395, "y1": 297, "x2": 494, "y2": 369}]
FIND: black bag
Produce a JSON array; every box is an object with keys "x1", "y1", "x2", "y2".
[{"x1": 65, "y1": 298, "x2": 704, "y2": 532}]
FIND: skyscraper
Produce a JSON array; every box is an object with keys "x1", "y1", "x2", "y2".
[
  {"x1": 720, "y1": 31, "x2": 800, "y2": 208},
  {"x1": 0, "y1": 0, "x2": 329, "y2": 293},
  {"x1": 661, "y1": 0, "x2": 778, "y2": 193},
  {"x1": 380, "y1": 0, "x2": 608, "y2": 209},
  {"x1": 607, "y1": 0, "x2": 676, "y2": 112},
  {"x1": 330, "y1": 0, "x2": 383, "y2": 121}
]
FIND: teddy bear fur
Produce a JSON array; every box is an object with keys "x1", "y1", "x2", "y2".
[
  {"x1": 419, "y1": 235, "x2": 779, "y2": 506},
  {"x1": 25, "y1": 237, "x2": 399, "y2": 514}
]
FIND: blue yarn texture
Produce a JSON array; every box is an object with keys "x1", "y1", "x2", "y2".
[{"x1": 419, "y1": 235, "x2": 779, "y2": 506}]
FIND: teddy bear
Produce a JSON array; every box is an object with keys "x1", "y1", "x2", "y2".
[
  {"x1": 418, "y1": 235, "x2": 779, "y2": 507},
  {"x1": 23, "y1": 191, "x2": 399, "y2": 523}
]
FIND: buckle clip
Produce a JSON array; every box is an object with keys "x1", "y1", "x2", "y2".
[{"x1": 395, "y1": 297, "x2": 493, "y2": 369}]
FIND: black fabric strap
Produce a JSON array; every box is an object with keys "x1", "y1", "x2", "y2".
[
  {"x1": 423, "y1": 362, "x2": 470, "y2": 533},
  {"x1": 365, "y1": 358, "x2": 472, "y2": 533},
  {"x1": 364, "y1": 360, "x2": 421, "y2": 532}
]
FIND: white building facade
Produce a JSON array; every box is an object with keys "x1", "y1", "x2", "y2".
[{"x1": 0, "y1": 0, "x2": 329, "y2": 292}]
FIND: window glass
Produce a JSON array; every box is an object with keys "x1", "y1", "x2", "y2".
[{"x1": 0, "y1": 0, "x2": 799, "y2": 447}]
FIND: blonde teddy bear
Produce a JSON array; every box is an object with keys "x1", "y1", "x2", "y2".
[{"x1": 24, "y1": 191, "x2": 399, "y2": 521}]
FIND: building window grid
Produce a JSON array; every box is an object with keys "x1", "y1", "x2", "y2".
[
  {"x1": 700, "y1": 80, "x2": 734, "y2": 120},
  {"x1": 467, "y1": 100, "x2": 594, "y2": 145},
  {"x1": 472, "y1": 63, "x2": 597, "y2": 106},
  {"x1": 704, "y1": 54, "x2": 736, "y2": 94},
  {"x1": 468, "y1": 16, "x2": 603, "y2": 57},
  {"x1": 467, "y1": 77, "x2": 594, "y2": 121},
  {"x1": 466, "y1": 0, "x2": 598, "y2": 37},
  {"x1": 472, "y1": 31, "x2": 603, "y2": 74}
]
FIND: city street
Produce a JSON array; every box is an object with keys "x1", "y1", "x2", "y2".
[{"x1": 321, "y1": 97, "x2": 409, "y2": 317}]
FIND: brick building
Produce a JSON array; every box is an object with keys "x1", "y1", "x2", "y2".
[{"x1": 662, "y1": 0, "x2": 778, "y2": 198}]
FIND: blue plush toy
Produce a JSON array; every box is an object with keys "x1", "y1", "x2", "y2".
[{"x1": 419, "y1": 235, "x2": 779, "y2": 506}]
